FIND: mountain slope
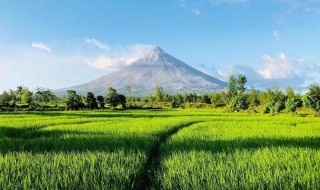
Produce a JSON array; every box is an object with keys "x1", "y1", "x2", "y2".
[{"x1": 55, "y1": 47, "x2": 227, "y2": 95}]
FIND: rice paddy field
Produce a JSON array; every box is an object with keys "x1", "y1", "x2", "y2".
[{"x1": 0, "y1": 109, "x2": 319, "y2": 189}]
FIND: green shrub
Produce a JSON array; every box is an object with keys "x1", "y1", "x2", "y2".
[{"x1": 228, "y1": 95, "x2": 248, "y2": 112}]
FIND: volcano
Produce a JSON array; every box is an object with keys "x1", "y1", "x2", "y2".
[{"x1": 55, "y1": 47, "x2": 227, "y2": 95}]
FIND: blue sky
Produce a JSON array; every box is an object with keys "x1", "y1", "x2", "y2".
[{"x1": 1, "y1": 0, "x2": 320, "y2": 92}]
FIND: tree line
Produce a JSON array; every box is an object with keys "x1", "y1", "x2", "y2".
[
  {"x1": 0, "y1": 76, "x2": 319, "y2": 115},
  {"x1": 0, "y1": 87, "x2": 126, "y2": 111}
]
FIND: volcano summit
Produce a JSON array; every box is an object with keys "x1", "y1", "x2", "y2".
[{"x1": 55, "y1": 47, "x2": 227, "y2": 95}]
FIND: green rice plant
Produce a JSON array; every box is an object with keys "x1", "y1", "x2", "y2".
[
  {"x1": 0, "y1": 109, "x2": 319, "y2": 189},
  {"x1": 154, "y1": 115, "x2": 320, "y2": 189}
]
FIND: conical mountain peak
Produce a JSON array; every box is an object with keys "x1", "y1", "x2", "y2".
[
  {"x1": 144, "y1": 47, "x2": 165, "y2": 59},
  {"x1": 151, "y1": 46, "x2": 164, "y2": 54},
  {"x1": 135, "y1": 46, "x2": 170, "y2": 65},
  {"x1": 55, "y1": 46, "x2": 228, "y2": 95}
]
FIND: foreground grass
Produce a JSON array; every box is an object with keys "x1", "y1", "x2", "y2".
[
  {"x1": 0, "y1": 110, "x2": 196, "y2": 189},
  {"x1": 0, "y1": 151, "x2": 144, "y2": 189},
  {"x1": 154, "y1": 118, "x2": 320, "y2": 189},
  {"x1": 0, "y1": 109, "x2": 319, "y2": 189}
]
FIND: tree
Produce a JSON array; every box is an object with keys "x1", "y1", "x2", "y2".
[
  {"x1": 118, "y1": 94, "x2": 126, "y2": 108},
  {"x1": 0, "y1": 91, "x2": 14, "y2": 107},
  {"x1": 147, "y1": 94, "x2": 154, "y2": 104},
  {"x1": 228, "y1": 95, "x2": 248, "y2": 112},
  {"x1": 273, "y1": 86, "x2": 286, "y2": 103},
  {"x1": 155, "y1": 86, "x2": 164, "y2": 102},
  {"x1": 105, "y1": 87, "x2": 119, "y2": 108},
  {"x1": 173, "y1": 94, "x2": 184, "y2": 105},
  {"x1": 227, "y1": 74, "x2": 248, "y2": 112},
  {"x1": 210, "y1": 92, "x2": 227, "y2": 107},
  {"x1": 304, "y1": 84, "x2": 320, "y2": 116},
  {"x1": 248, "y1": 87, "x2": 259, "y2": 107},
  {"x1": 200, "y1": 94, "x2": 211, "y2": 104},
  {"x1": 21, "y1": 89, "x2": 33, "y2": 105},
  {"x1": 262, "y1": 88, "x2": 275, "y2": 105},
  {"x1": 236, "y1": 74, "x2": 247, "y2": 95},
  {"x1": 183, "y1": 93, "x2": 197, "y2": 103},
  {"x1": 34, "y1": 88, "x2": 57, "y2": 108},
  {"x1": 65, "y1": 90, "x2": 83, "y2": 110},
  {"x1": 85, "y1": 92, "x2": 97, "y2": 110},
  {"x1": 228, "y1": 75, "x2": 237, "y2": 99},
  {"x1": 96, "y1": 95, "x2": 105, "y2": 109},
  {"x1": 285, "y1": 86, "x2": 295, "y2": 99},
  {"x1": 105, "y1": 87, "x2": 126, "y2": 108},
  {"x1": 285, "y1": 98, "x2": 299, "y2": 113},
  {"x1": 15, "y1": 86, "x2": 24, "y2": 104}
]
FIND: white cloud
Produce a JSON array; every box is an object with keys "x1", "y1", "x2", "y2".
[
  {"x1": 84, "y1": 56, "x2": 137, "y2": 70},
  {"x1": 214, "y1": 53, "x2": 320, "y2": 90},
  {"x1": 258, "y1": 53, "x2": 292, "y2": 79},
  {"x1": 31, "y1": 42, "x2": 51, "y2": 52},
  {"x1": 273, "y1": 30, "x2": 281, "y2": 41},
  {"x1": 191, "y1": 8, "x2": 201, "y2": 15},
  {"x1": 202, "y1": 54, "x2": 292, "y2": 83},
  {"x1": 84, "y1": 37, "x2": 110, "y2": 50},
  {"x1": 84, "y1": 44, "x2": 154, "y2": 70},
  {"x1": 216, "y1": 65, "x2": 258, "y2": 81}
]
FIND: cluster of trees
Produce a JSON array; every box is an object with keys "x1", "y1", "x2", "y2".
[
  {"x1": 63, "y1": 88, "x2": 126, "y2": 110},
  {"x1": 1, "y1": 76, "x2": 319, "y2": 115},
  {"x1": 0, "y1": 87, "x2": 58, "y2": 109},
  {"x1": 125, "y1": 77, "x2": 320, "y2": 115},
  {"x1": 0, "y1": 87, "x2": 126, "y2": 111},
  {"x1": 225, "y1": 75, "x2": 320, "y2": 115}
]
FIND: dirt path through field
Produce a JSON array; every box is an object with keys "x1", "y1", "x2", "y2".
[{"x1": 136, "y1": 121, "x2": 201, "y2": 190}]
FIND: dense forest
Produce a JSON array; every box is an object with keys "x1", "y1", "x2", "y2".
[{"x1": 0, "y1": 75, "x2": 319, "y2": 115}]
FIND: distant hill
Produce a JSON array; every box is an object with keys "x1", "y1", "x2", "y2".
[{"x1": 55, "y1": 47, "x2": 227, "y2": 96}]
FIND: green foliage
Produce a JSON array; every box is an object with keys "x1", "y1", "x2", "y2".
[
  {"x1": 210, "y1": 92, "x2": 227, "y2": 107},
  {"x1": 0, "y1": 90, "x2": 14, "y2": 107},
  {"x1": 227, "y1": 74, "x2": 248, "y2": 112},
  {"x1": 155, "y1": 86, "x2": 165, "y2": 102},
  {"x1": 228, "y1": 95, "x2": 248, "y2": 112},
  {"x1": 105, "y1": 87, "x2": 119, "y2": 108},
  {"x1": 285, "y1": 97, "x2": 299, "y2": 113},
  {"x1": 147, "y1": 94, "x2": 154, "y2": 104},
  {"x1": 21, "y1": 89, "x2": 33, "y2": 105},
  {"x1": 33, "y1": 87, "x2": 57, "y2": 108},
  {"x1": 237, "y1": 74, "x2": 247, "y2": 94},
  {"x1": 0, "y1": 81, "x2": 317, "y2": 116},
  {"x1": 85, "y1": 92, "x2": 97, "y2": 110},
  {"x1": 118, "y1": 94, "x2": 126, "y2": 108},
  {"x1": 249, "y1": 87, "x2": 259, "y2": 107},
  {"x1": 65, "y1": 90, "x2": 83, "y2": 110},
  {"x1": 96, "y1": 95, "x2": 105, "y2": 109},
  {"x1": 15, "y1": 86, "x2": 24, "y2": 104},
  {"x1": 285, "y1": 86, "x2": 295, "y2": 99},
  {"x1": 304, "y1": 84, "x2": 320, "y2": 116},
  {"x1": 199, "y1": 94, "x2": 211, "y2": 104},
  {"x1": 228, "y1": 75, "x2": 237, "y2": 98},
  {"x1": 105, "y1": 87, "x2": 126, "y2": 108},
  {"x1": 265, "y1": 101, "x2": 285, "y2": 114}
]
